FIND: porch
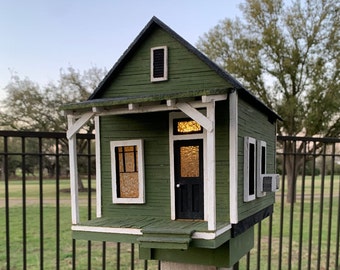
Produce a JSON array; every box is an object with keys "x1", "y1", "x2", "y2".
[{"x1": 72, "y1": 217, "x2": 232, "y2": 249}]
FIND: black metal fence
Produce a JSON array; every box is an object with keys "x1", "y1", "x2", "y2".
[
  {"x1": 0, "y1": 131, "x2": 339, "y2": 269},
  {"x1": 238, "y1": 136, "x2": 340, "y2": 270}
]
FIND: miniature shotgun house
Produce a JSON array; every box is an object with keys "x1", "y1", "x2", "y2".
[{"x1": 62, "y1": 17, "x2": 281, "y2": 269}]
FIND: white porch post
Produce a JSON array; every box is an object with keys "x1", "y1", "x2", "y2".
[
  {"x1": 206, "y1": 102, "x2": 216, "y2": 231},
  {"x1": 94, "y1": 116, "x2": 102, "y2": 218},
  {"x1": 68, "y1": 115, "x2": 80, "y2": 224}
]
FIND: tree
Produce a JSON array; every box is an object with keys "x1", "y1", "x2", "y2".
[
  {"x1": 197, "y1": 0, "x2": 340, "y2": 203},
  {"x1": 0, "y1": 66, "x2": 106, "y2": 189}
]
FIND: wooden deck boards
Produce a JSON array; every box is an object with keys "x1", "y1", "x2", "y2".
[{"x1": 79, "y1": 216, "x2": 228, "y2": 233}]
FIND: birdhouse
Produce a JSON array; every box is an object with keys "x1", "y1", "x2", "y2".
[{"x1": 61, "y1": 17, "x2": 281, "y2": 268}]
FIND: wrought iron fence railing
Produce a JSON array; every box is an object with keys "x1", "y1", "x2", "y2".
[{"x1": 0, "y1": 131, "x2": 339, "y2": 269}]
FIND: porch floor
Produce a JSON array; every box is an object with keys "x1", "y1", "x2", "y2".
[
  {"x1": 77, "y1": 216, "x2": 230, "y2": 232},
  {"x1": 73, "y1": 216, "x2": 231, "y2": 249}
]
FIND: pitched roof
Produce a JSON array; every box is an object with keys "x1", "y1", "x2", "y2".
[{"x1": 63, "y1": 16, "x2": 281, "y2": 121}]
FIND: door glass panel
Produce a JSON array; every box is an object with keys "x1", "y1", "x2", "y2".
[{"x1": 180, "y1": 145, "x2": 200, "y2": 177}]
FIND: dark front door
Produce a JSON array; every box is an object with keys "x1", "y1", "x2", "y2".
[{"x1": 174, "y1": 139, "x2": 204, "y2": 219}]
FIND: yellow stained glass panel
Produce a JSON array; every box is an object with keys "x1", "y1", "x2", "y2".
[
  {"x1": 119, "y1": 173, "x2": 139, "y2": 198},
  {"x1": 180, "y1": 145, "x2": 200, "y2": 177},
  {"x1": 177, "y1": 120, "x2": 202, "y2": 133}
]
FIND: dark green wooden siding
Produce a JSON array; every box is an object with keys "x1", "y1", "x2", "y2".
[
  {"x1": 99, "y1": 102, "x2": 231, "y2": 222},
  {"x1": 215, "y1": 100, "x2": 230, "y2": 223},
  {"x1": 237, "y1": 98, "x2": 276, "y2": 221},
  {"x1": 99, "y1": 112, "x2": 171, "y2": 218},
  {"x1": 98, "y1": 27, "x2": 230, "y2": 99}
]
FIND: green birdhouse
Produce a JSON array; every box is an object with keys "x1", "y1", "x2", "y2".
[{"x1": 62, "y1": 17, "x2": 281, "y2": 268}]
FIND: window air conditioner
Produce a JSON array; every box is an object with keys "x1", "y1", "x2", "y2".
[{"x1": 261, "y1": 174, "x2": 280, "y2": 192}]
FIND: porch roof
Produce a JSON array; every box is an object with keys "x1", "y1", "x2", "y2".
[{"x1": 60, "y1": 88, "x2": 230, "y2": 112}]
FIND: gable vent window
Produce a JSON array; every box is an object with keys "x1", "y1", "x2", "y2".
[{"x1": 151, "y1": 46, "x2": 168, "y2": 82}]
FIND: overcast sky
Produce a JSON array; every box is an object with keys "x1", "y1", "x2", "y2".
[{"x1": 0, "y1": 0, "x2": 242, "y2": 100}]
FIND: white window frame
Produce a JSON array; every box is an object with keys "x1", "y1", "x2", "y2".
[
  {"x1": 244, "y1": 137, "x2": 256, "y2": 202},
  {"x1": 110, "y1": 139, "x2": 145, "y2": 204},
  {"x1": 151, "y1": 46, "x2": 168, "y2": 82},
  {"x1": 257, "y1": 140, "x2": 267, "y2": 197}
]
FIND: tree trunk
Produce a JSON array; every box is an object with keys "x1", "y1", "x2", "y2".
[
  {"x1": 78, "y1": 174, "x2": 85, "y2": 191},
  {"x1": 286, "y1": 169, "x2": 297, "y2": 204}
]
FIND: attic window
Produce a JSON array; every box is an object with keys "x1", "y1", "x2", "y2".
[
  {"x1": 151, "y1": 46, "x2": 168, "y2": 82},
  {"x1": 111, "y1": 140, "x2": 145, "y2": 204}
]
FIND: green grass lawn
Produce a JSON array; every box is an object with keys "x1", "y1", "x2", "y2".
[
  {"x1": 1, "y1": 176, "x2": 339, "y2": 269},
  {"x1": 238, "y1": 175, "x2": 340, "y2": 269},
  {"x1": 0, "y1": 179, "x2": 158, "y2": 270}
]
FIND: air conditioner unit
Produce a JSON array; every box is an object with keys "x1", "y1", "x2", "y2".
[{"x1": 261, "y1": 174, "x2": 280, "y2": 192}]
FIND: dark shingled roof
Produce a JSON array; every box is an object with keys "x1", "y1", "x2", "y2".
[{"x1": 62, "y1": 16, "x2": 281, "y2": 121}]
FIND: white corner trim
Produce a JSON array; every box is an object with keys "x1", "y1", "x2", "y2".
[
  {"x1": 176, "y1": 102, "x2": 213, "y2": 132},
  {"x1": 229, "y1": 91, "x2": 239, "y2": 224}
]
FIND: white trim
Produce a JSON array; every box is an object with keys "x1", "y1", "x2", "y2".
[
  {"x1": 89, "y1": 97, "x2": 222, "y2": 117},
  {"x1": 67, "y1": 115, "x2": 80, "y2": 225},
  {"x1": 176, "y1": 102, "x2": 213, "y2": 132},
  {"x1": 72, "y1": 223, "x2": 232, "y2": 241},
  {"x1": 95, "y1": 116, "x2": 102, "y2": 217},
  {"x1": 257, "y1": 140, "x2": 267, "y2": 198},
  {"x1": 169, "y1": 103, "x2": 217, "y2": 231},
  {"x1": 66, "y1": 112, "x2": 95, "y2": 139},
  {"x1": 110, "y1": 139, "x2": 145, "y2": 204},
  {"x1": 229, "y1": 91, "x2": 238, "y2": 224},
  {"x1": 150, "y1": 46, "x2": 168, "y2": 82},
  {"x1": 72, "y1": 225, "x2": 143, "y2": 235},
  {"x1": 192, "y1": 224, "x2": 231, "y2": 240},
  {"x1": 244, "y1": 137, "x2": 256, "y2": 202},
  {"x1": 201, "y1": 94, "x2": 228, "y2": 103},
  {"x1": 206, "y1": 102, "x2": 216, "y2": 231},
  {"x1": 169, "y1": 112, "x2": 206, "y2": 221}
]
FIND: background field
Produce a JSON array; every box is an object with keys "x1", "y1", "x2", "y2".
[{"x1": 1, "y1": 175, "x2": 339, "y2": 269}]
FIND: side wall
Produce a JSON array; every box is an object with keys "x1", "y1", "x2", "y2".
[
  {"x1": 215, "y1": 100, "x2": 230, "y2": 223},
  {"x1": 237, "y1": 98, "x2": 276, "y2": 221}
]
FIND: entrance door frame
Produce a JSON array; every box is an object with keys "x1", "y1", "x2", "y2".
[{"x1": 169, "y1": 107, "x2": 216, "y2": 230}]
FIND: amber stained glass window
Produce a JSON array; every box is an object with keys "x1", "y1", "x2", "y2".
[
  {"x1": 174, "y1": 119, "x2": 203, "y2": 135},
  {"x1": 115, "y1": 146, "x2": 139, "y2": 198}
]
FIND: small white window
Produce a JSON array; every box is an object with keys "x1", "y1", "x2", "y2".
[
  {"x1": 257, "y1": 141, "x2": 267, "y2": 197},
  {"x1": 110, "y1": 139, "x2": 145, "y2": 204},
  {"x1": 151, "y1": 46, "x2": 168, "y2": 82},
  {"x1": 244, "y1": 137, "x2": 256, "y2": 202}
]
